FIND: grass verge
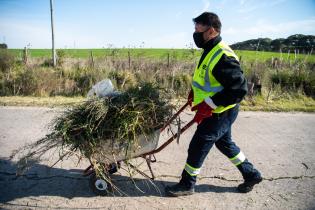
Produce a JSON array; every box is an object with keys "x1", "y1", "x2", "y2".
[
  {"x1": 0, "y1": 95, "x2": 314, "y2": 112},
  {"x1": 240, "y1": 95, "x2": 315, "y2": 112},
  {"x1": 0, "y1": 96, "x2": 85, "y2": 107}
]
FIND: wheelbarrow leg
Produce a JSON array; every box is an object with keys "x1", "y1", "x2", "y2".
[
  {"x1": 145, "y1": 155, "x2": 156, "y2": 180},
  {"x1": 83, "y1": 164, "x2": 95, "y2": 177},
  {"x1": 128, "y1": 161, "x2": 155, "y2": 180}
]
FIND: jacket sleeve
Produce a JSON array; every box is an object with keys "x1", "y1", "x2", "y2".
[{"x1": 210, "y1": 54, "x2": 248, "y2": 107}]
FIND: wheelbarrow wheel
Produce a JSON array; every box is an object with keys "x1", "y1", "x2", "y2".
[{"x1": 89, "y1": 173, "x2": 112, "y2": 196}]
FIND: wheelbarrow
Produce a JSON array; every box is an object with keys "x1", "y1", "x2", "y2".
[{"x1": 83, "y1": 102, "x2": 195, "y2": 195}]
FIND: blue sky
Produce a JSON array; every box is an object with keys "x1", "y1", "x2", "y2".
[{"x1": 0, "y1": 0, "x2": 315, "y2": 49}]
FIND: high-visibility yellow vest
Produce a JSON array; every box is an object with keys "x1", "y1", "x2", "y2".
[{"x1": 192, "y1": 41, "x2": 239, "y2": 113}]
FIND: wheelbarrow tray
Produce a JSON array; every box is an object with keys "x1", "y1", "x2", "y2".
[
  {"x1": 91, "y1": 130, "x2": 160, "y2": 164},
  {"x1": 84, "y1": 102, "x2": 195, "y2": 195}
]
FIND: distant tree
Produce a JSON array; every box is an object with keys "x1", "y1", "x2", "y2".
[
  {"x1": 271, "y1": 39, "x2": 285, "y2": 51},
  {"x1": 0, "y1": 43, "x2": 8, "y2": 49}
]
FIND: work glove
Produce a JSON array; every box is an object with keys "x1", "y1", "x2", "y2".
[
  {"x1": 191, "y1": 97, "x2": 217, "y2": 124},
  {"x1": 187, "y1": 89, "x2": 193, "y2": 107}
]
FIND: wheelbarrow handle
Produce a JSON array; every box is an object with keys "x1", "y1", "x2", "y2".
[
  {"x1": 160, "y1": 101, "x2": 190, "y2": 132},
  {"x1": 142, "y1": 119, "x2": 195, "y2": 156}
]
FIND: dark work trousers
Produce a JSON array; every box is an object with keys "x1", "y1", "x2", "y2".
[{"x1": 180, "y1": 104, "x2": 261, "y2": 188}]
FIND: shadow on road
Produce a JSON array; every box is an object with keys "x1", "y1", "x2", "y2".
[{"x1": 0, "y1": 158, "x2": 237, "y2": 203}]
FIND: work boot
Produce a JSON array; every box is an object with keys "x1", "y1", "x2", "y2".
[
  {"x1": 237, "y1": 176, "x2": 262, "y2": 193},
  {"x1": 165, "y1": 183, "x2": 195, "y2": 197}
]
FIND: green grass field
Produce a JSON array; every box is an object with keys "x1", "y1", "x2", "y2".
[
  {"x1": 9, "y1": 48, "x2": 315, "y2": 62},
  {"x1": 235, "y1": 50, "x2": 315, "y2": 63},
  {"x1": 9, "y1": 48, "x2": 199, "y2": 60}
]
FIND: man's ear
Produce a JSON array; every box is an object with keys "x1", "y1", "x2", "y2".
[
  {"x1": 209, "y1": 27, "x2": 215, "y2": 34},
  {"x1": 205, "y1": 27, "x2": 215, "y2": 40},
  {"x1": 209, "y1": 27, "x2": 219, "y2": 38}
]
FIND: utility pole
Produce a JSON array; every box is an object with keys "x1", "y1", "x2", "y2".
[{"x1": 50, "y1": 0, "x2": 56, "y2": 67}]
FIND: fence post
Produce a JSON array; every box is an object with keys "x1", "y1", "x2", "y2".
[
  {"x1": 167, "y1": 53, "x2": 170, "y2": 68},
  {"x1": 23, "y1": 47, "x2": 28, "y2": 65},
  {"x1": 90, "y1": 50, "x2": 94, "y2": 69},
  {"x1": 287, "y1": 49, "x2": 290, "y2": 60},
  {"x1": 128, "y1": 51, "x2": 131, "y2": 69}
]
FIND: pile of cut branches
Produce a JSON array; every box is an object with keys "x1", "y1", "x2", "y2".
[{"x1": 11, "y1": 82, "x2": 174, "y2": 178}]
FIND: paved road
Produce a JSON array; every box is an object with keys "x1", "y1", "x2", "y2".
[{"x1": 0, "y1": 106, "x2": 314, "y2": 210}]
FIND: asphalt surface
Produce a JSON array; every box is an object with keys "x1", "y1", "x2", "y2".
[{"x1": 0, "y1": 106, "x2": 314, "y2": 210}]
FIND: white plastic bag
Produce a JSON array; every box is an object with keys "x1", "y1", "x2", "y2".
[{"x1": 87, "y1": 79, "x2": 115, "y2": 98}]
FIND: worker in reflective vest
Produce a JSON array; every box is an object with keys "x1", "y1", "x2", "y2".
[{"x1": 166, "y1": 12, "x2": 262, "y2": 196}]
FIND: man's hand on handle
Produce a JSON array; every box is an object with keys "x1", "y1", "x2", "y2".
[{"x1": 191, "y1": 101, "x2": 213, "y2": 124}]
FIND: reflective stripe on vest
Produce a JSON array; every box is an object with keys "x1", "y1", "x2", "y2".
[
  {"x1": 184, "y1": 163, "x2": 201, "y2": 176},
  {"x1": 229, "y1": 151, "x2": 246, "y2": 166},
  {"x1": 192, "y1": 41, "x2": 239, "y2": 113}
]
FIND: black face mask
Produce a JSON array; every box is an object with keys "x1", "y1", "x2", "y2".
[
  {"x1": 193, "y1": 32, "x2": 205, "y2": 48},
  {"x1": 193, "y1": 29, "x2": 209, "y2": 48}
]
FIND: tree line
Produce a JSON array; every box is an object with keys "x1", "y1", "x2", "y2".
[{"x1": 231, "y1": 34, "x2": 315, "y2": 54}]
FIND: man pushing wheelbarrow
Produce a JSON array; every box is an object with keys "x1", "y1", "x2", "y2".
[{"x1": 165, "y1": 12, "x2": 262, "y2": 196}]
